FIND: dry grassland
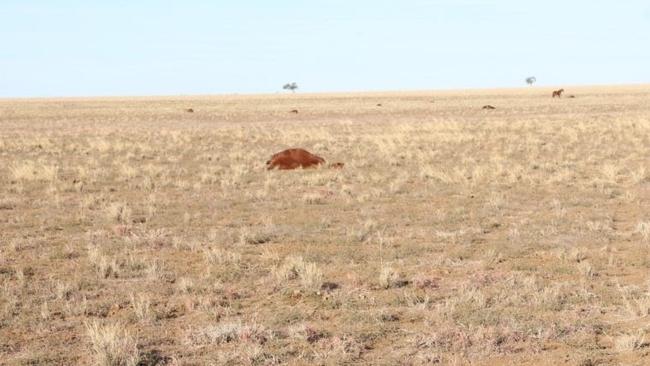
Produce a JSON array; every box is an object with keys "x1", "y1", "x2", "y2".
[{"x1": 1, "y1": 85, "x2": 650, "y2": 365}]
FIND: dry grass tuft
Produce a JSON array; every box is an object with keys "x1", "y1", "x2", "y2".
[
  {"x1": 273, "y1": 256, "x2": 324, "y2": 291},
  {"x1": 85, "y1": 321, "x2": 139, "y2": 366}
]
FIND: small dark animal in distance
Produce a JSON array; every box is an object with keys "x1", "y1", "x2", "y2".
[
  {"x1": 290, "y1": 109, "x2": 299, "y2": 114},
  {"x1": 482, "y1": 105, "x2": 496, "y2": 110},
  {"x1": 185, "y1": 108, "x2": 194, "y2": 113},
  {"x1": 266, "y1": 148, "x2": 344, "y2": 170},
  {"x1": 567, "y1": 95, "x2": 576, "y2": 98},
  {"x1": 376, "y1": 103, "x2": 382, "y2": 107}
]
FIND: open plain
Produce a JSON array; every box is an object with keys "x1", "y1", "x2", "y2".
[{"x1": 1, "y1": 85, "x2": 650, "y2": 365}]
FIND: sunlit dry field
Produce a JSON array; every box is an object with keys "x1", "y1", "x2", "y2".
[{"x1": 2, "y1": 85, "x2": 650, "y2": 365}]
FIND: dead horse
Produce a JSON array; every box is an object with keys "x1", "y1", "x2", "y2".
[{"x1": 266, "y1": 148, "x2": 344, "y2": 170}]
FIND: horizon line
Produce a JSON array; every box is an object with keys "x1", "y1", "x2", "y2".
[{"x1": 1, "y1": 82, "x2": 649, "y2": 102}]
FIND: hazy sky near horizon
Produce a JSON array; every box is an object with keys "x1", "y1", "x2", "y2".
[{"x1": 1, "y1": 1, "x2": 649, "y2": 97}]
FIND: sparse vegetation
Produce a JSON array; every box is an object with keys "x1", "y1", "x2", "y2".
[{"x1": 2, "y1": 86, "x2": 650, "y2": 364}]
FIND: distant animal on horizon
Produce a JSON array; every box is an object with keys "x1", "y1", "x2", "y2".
[
  {"x1": 376, "y1": 103, "x2": 382, "y2": 107},
  {"x1": 185, "y1": 108, "x2": 194, "y2": 113},
  {"x1": 266, "y1": 148, "x2": 344, "y2": 170},
  {"x1": 482, "y1": 105, "x2": 496, "y2": 110},
  {"x1": 567, "y1": 95, "x2": 576, "y2": 98},
  {"x1": 552, "y1": 89, "x2": 565, "y2": 98},
  {"x1": 290, "y1": 109, "x2": 299, "y2": 114}
]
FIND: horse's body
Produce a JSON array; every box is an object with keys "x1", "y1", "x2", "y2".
[{"x1": 266, "y1": 148, "x2": 343, "y2": 170}]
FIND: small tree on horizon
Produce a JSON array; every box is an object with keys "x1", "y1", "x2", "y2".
[
  {"x1": 283, "y1": 82, "x2": 298, "y2": 93},
  {"x1": 525, "y1": 76, "x2": 537, "y2": 86}
]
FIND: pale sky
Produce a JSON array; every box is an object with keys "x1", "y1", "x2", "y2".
[{"x1": 1, "y1": 0, "x2": 649, "y2": 97}]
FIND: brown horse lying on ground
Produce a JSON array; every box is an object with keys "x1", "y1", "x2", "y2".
[
  {"x1": 266, "y1": 148, "x2": 344, "y2": 170},
  {"x1": 482, "y1": 105, "x2": 496, "y2": 110},
  {"x1": 552, "y1": 89, "x2": 564, "y2": 98}
]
